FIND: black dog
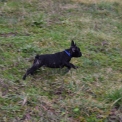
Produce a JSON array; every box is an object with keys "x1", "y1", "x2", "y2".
[{"x1": 23, "y1": 40, "x2": 82, "y2": 80}]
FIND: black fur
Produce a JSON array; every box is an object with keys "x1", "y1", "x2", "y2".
[{"x1": 23, "y1": 40, "x2": 82, "y2": 80}]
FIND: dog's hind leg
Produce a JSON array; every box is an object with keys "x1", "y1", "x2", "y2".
[
  {"x1": 23, "y1": 65, "x2": 40, "y2": 80},
  {"x1": 23, "y1": 68, "x2": 33, "y2": 80},
  {"x1": 23, "y1": 59, "x2": 42, "y2": 80}
]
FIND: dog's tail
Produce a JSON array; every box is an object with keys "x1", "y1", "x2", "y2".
[
  {"x1": 33, "y1": 54, "x2": 40, "y2": 65},
  {"x1": 35, "y1": 54, "x2": 40, "y2": 59},
  {"x1": 34, "y1": 54, "x2": 39, "y2": 63}
]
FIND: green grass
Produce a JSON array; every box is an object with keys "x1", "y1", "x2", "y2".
[
  {"x1": 105, "y1": 88, "x2": 122, "y2": 107},
  {"x1": 0, "y1": 0, "x2": 122, "y2": 121}
]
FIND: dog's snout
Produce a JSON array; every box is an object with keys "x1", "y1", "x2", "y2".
[
  {"x1": 80, "y1": 52, "x2": 82, "y2": 57},
  {"x1": 78, "y1": 52, "x2": 82, "y2": 57}
]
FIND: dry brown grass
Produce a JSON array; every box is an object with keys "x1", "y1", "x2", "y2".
[{"x1": 72, "y1": 0, "x2": 122, "y2": 4}]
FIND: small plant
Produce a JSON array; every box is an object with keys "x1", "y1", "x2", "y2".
[{"x1": 105, "y1": 88, "x2": 122, "y2": 107}]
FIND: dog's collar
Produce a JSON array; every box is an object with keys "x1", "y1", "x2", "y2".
[{"x1": 64, "y1": 50, "x2": 71, "y2": 57}]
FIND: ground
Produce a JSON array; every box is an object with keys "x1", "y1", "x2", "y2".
[{"x1": 0, "y1": 0, "x2": 122, "y2": 121}]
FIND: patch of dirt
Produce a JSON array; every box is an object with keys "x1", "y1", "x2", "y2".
[
  {"x1": 0, "y1": 32, "x2": 30, "y2": 37},
  {"x1": 72, "y1": 0, "x2": 122, "y2": 4},
  {"x1": 107, "y1": 107, "x2": 122, "y2": 122},
  {"x1": 60, "y1": 3, "x2": 78, "y2": 10},
  {"x1": 0, "y1": 32, "x2": 18, "y2": 37}
]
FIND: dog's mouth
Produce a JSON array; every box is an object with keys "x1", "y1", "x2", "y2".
[
  {"x1": 78, "y1": 52, "x2": 82, "y2": 57},
  {"x1": 75, "y1": 52, "x2": 82, "y2": 57}
]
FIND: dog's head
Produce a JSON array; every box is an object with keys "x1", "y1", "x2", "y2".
[{"x1": 70, "y1": 40, "x2": 82, "y2": 57}]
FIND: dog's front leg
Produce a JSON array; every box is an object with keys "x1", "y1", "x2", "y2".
[{"x1": 64, "y1": 62, "x2": 77, "y2": 69}]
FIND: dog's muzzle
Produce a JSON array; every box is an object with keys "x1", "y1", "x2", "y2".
[{"x1": 79, "y1": 52, "x2": 82, "y2": 57}]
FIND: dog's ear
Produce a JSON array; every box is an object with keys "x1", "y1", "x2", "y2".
[{"x1": 71, "y1": 40, "x2": 76, "y2": 47}]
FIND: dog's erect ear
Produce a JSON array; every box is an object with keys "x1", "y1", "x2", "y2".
[{"x1": 71, "y1": 40, "x2": 76, "y2": 47}]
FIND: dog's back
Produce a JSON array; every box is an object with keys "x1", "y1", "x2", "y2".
[{"x1": 34, "y1": 51, "x2": 71, "y2": 68}]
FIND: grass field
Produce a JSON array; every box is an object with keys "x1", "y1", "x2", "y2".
[{"x1": 0, "y1": 0, "x2": 122, "y2": 121}]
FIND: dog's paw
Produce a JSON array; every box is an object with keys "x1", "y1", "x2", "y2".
[
  {"x1": 30, "y1": 72, "x2": 34, "y2": 75},
  {"x1": 23, "y1": 75, "x2": 26, "y2": 80},
  {"x1": 74, "y1": 66, "x2": 78, "y2": 69}
]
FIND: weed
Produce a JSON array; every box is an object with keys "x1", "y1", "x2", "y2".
[{"x1": 105, "y1": 88, "x2": 122, "y2": 107}]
